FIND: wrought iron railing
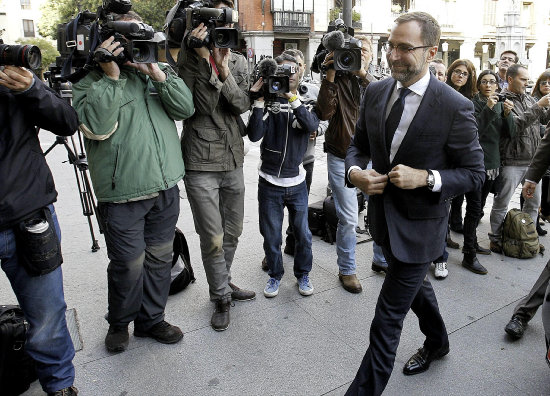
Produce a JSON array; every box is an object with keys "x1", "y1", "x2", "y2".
[{"x1": 272, "y1": 11, "x2": 312, "y2": 33}]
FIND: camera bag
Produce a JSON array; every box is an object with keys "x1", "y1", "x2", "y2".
[
  {"x1": 502, "y1": 208, "x2": 540, "y2": 259},
  {"x1": 0, "y1": 305, "x2": 37, "y2": 396},
  {"x1": 169, "y1": 227, "x2": 196, "y2": 295}
]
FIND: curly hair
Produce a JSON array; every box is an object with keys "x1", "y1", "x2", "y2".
[{"x1": 446, "y1": 59, "x2": 477, "y2": 99}]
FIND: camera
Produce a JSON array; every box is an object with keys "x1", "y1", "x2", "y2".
[
  {"x1": 496, "y1": 93, "x2": 507, "y2": 102},
  {"x1": 165, "y1": 1, "x2": 239, "y2": 50},
  {"x1": 56, "y1": 0, "x2": 163, "y2": 82},
  {"x1": 252, "y1": 58, "x2": 296, "y2": 102},
  {"x1": 96, "y1": 20, "x2": 160, "y2": 64},
  {"x1": 333, "y1": 38, "x2": 362, "y2": 71},
  {"x1": 0, "y1": 40, "x2": 42, "y2": 70},
  {"x1": 311, "y1": 20, "x2": 362, "y2": 75}
]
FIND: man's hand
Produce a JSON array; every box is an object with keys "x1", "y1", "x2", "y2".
[
  {"x1": 189, "y1": 23, "x2": 210, "y2": 59},
  {"x1": 537, "y1": 93, "x2": 550, "y2": 108},
  {"x1": 309, "y1": 131, "x2": 317, "y2": 140},
  {"x1": 502, "y1": 98, "x2": 514, "y2": 117},
  {"x1": 125, "y1": 62, "x2": 166, "y2": 82},
  {"x1": 522, "y1": 181, "x2": 537, "y2": 199},
  {"x1": 250, "y1": 77, "x2": 264, "y2": 102},
  {"x1": 0, "y1": 66, "x2": 33, "y2": 91},
  {"x1": 322, "y1": 51, "x2": 336, "y2": 82},
  {"x1": 212, "y1": 47, "x2": 230, "y2": 81},
  {"x1": 388, "y1": 164, "x2": 428, "y2": 189},
  {"x1": 97, "y1": 36, "x2": 124, "y2": 80},
  {"x1": 349, "y1": 168, "x2": 388, "y2": 195}
]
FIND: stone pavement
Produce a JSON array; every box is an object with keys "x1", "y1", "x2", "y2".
[{"x1": 3, "y1": 131, "x2": 549, "y2": 395}]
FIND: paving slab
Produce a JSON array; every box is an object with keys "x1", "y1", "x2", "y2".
[{"x1": 4, "y1": 132, "x2": 549, "y2": 395}]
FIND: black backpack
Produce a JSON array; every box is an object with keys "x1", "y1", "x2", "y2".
[
  {"x1": 0, "y1": 305, "x2": 37, "y2": 396},
  {"x1": 169, "y1": 228, "x2": 196, "y2": 295}
]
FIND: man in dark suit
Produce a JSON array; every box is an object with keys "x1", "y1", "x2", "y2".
[{"x1": 344, "y1": 12, "x2": 485, "y2": 395}]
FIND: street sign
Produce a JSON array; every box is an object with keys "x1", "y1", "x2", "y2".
[{"x1": 247, "y1": 48, "x2": 254, "y2": 58}]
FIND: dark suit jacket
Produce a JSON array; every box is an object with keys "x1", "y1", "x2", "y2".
[
  {"x1": 525, "y1": 122, "x2": 550, "y2": 184},
  {"x1": 345, "y1": 74, "x2": 485, "y2": 263}
]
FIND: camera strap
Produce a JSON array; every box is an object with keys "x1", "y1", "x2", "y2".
[{"x1": 61, "y1": 15, "x2": 100, "y2": 83}]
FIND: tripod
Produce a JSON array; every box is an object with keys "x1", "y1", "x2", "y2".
[
  {"x1": 43, "y1": 67, "x2": 102, "y2": 252},
  {"x1": 43, "y1": 132, "x2": 101, "y2": 252}
]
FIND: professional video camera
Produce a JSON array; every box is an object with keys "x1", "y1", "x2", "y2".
[
  {"x1": 165, "y1": 0, "x2": 239, "y2": 50},
  {"x1": 311, "y1": 19, "x2": 362, "y2": 74},
  {"x1": 0, "y1": 39, "x2": 42, "y2": 70},
  {"x1": 56, "y1": 0, "x2": 164, "y2": 82},
  {"x1": 251, "y1": 57, "x2": 296, "y2": 102}
]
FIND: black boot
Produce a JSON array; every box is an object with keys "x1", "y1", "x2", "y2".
[
  {"x1": 462, "y1": 251, "x2": 488, "y2": 275},
  {"x1": 211, "y1": 297, "x2": 232, "y2": 331}
]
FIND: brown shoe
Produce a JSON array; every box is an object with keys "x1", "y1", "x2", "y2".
[
  {"x1": 338, "y1": 273, "x2": 363, "y2": 293},
  {"x1": 489, "y1": 241, "x2": 502, "y2": 254},
  {"x1": 446, "y1": 237, "x2": 460, "y2": 249},
  {"x1": 229, "y1": 282, "x2": 256, "y2": 301}
]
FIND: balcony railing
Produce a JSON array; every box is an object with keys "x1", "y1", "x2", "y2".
[{"x1": 272, "y1": 11, "x2": 312, "y2": 33}]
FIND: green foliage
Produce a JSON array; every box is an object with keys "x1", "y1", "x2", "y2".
[
  {"x1": 15, "y1": 37, "x2": 59, "y2": 73},
  {"x1": 329, "y1": 7, "x2": 361, "y2": 24},
  {"x1": 39, "y1": 0, "x2": 176, "y2": 40}
]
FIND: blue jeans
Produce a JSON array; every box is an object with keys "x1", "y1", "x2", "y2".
[
  {"x1": 327, "y1": 153, "x2": 357, "y2": 275},
  {"x1": 258, "y1": 178, "x2": 312, "y2": 280},
  {"x1": 0, "y1": 205, "x2": 75, "y2": 393}
]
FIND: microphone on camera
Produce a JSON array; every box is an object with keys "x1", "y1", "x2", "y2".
[
  {"x1": 322, "y1": 30, "x2": 345, "y2": 52},
  {"x1": 258, "y1": 57, "x2": 278, "y2": 77}
]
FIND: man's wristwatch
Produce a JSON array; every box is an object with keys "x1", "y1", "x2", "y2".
[{"x1": 426, "y1": 170, "x2": 435, "y2": 190}]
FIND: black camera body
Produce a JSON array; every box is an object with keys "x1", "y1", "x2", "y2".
[
  {"x1": 97, "y1": 21, "x2": 158, "y2": 64},
  {"x1": 0, "y1": 39, "x2": 42, "y2": 70},
  {"x1": 56, "y1": 0, "x2": 162, "y2": 82},
  {"x1": 496, "y1": 93, "x2": 507, "y2": 102},
  {"x1": 166, "y1": 1, "x2": 239, "y2": 49},
  {"x1": 252, "y1": 58, "x2": 296, "y2": 102},
  {"x1": 333, "y1": 38, "x2": 362, "y2": 71},
  {"x1": 311, "y1": 20, "x2": 362, "y2": 75}
]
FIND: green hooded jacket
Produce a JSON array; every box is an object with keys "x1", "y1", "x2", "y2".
[{"x1": 72, "y1": 64, "x2": 194, "y2": 202}]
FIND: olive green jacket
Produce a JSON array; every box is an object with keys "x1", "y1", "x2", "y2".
[
  {"x1": 72, "y1": 64, "x2": 194, "y2": 202},
  {"x1": 177, "y1": 49, "x2": 249, "y2": 171}
]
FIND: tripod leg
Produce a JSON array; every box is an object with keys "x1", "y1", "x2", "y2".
[{"x1": 72, "y1": 163, "x2": 101, "y2": 252}]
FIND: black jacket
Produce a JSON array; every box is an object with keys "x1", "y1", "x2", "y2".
[{"x1": 0, "y1": 77, "x2": 78, "y2": 230}]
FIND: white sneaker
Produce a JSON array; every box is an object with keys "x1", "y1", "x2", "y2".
[{"x1": 434, "y1": 262, "x2": 448, "y2": 279}]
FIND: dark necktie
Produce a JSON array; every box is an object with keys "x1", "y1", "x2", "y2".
[{"x1": 385, "y1": 87, "x2": 412, "y2": 153}]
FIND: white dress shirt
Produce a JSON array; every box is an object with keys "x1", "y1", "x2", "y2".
[{"x1": 348, "y1": 70, "x2": 442, "y2": 192}]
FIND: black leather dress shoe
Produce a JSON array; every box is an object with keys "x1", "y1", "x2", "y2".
[
  {"x1": 504, "y1": 315, "x2": 527, "y2": 339},
  {"x1": 403, "y1": 344, "x2": 450, "y2": 375},
  {"x1": 461, "y1": 256, "x2": 488, "y2": 275},
  {"x1": 371, "y1": 261, "x2": 388, "y2": 273}
]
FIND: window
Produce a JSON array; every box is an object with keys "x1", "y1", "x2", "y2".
[
  {"x1": 20, "y1": 0, "x2": 31, "y2": 10},
  {"x1": 483, "y1": 0, "x2": 497, "y2": 25},
  {"x1": 22, "y1": 19, "x2": 34, "y2": 37},
  {"x1": 272, "y1": 0, "x2": 314, "y2": 13}
]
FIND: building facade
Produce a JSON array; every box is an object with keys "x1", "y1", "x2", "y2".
[
  {"x1": 237, "y1": 0, "x2": 550, "y2": 79},
  {"x1": 0, "y1": 0, "x2": 46, "y2": 43}
]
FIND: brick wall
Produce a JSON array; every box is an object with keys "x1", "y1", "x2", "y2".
[{"x1": 239, "y1": 0, "x2": 274, "y2": 31}]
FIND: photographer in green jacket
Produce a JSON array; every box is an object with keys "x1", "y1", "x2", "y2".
[{"x1": 72, "y1": 11, "x2": 194, "y2": 354}]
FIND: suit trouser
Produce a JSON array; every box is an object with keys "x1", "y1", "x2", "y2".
[
  {"x1": 346, "y1": 246, "x2": 448, "y2": 396},
  {"x1": 99, "y1": 186, "x2": 179, "y2": 331},
  {"x1": 184, "y1": 168, "x2": 245, "y2": 301},
  {"x1": 513, "y1": 260, "x2": 550, "y2": 322}
]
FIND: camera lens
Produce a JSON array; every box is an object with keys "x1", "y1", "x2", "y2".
[
  {"x1": 340, "y1": 51, "x2": 353, "y2": 68},
  {"x1": 131, "y1": 46, "x2": 150, "y2": 63},
  {"x1": 215, "y1": 32, "x2": 230, "y2": 48},
  {"x1": 271, "y1": 81, "x2": 281, "y2": 92},
  {"x1": 0, "y1": 44, "x2": 42, "y2": 69}
]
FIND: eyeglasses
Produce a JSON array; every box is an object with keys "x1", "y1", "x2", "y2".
[
  {"x1": 480, "y1": 80, "x2": 497, "y2": 86},
  {"x1": 452, "y1": 70, "x2": 469, "y2": 78},
  {"x1": 383, "y1": 42, "x2": 432, "y2": 55},
  {"x1": 540, "y1": 81, "x2": 550, "y2": 86}
]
